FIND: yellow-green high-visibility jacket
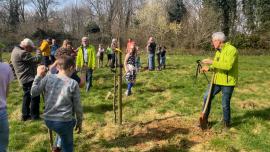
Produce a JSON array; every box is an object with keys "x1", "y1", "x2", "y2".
[
  {"x1": 76, "y1": 45, "x2": 96, "y2": 69},
  {"x1": 211, "y1": 42, "x2": 238, "y2": 86}
]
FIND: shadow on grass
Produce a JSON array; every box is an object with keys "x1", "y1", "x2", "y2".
[
  {"x1": 163, "y1": 67, "x2": 177, "y2": 70},
  {"x1": 169, "y1": 84, "x2": 185, "y2": 90},
  {"x1": 232, "y1": 108, "x2": 270, "y2": 127},
  {"x1": 146, "y1": 87, "x2": 166, "y2": 93},
  {"x1": 94, "y1": 85, "x2": 114, "y2": 90},
  {"x1": 149, "y1": 138, "x2": 197, "y2": 152},
  {"x1": 83, "y1": 103, "x2": 113, "y2": 114},
  {"x1": 102, "y1": 127, "x2": 190, "y2": 149}
]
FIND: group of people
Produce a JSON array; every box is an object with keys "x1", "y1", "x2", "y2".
[
  {"x1": 0, "y1": 36, "x2": 153, "y2": 151},
  {"x1": 0, "y1": 31, "x2": 238, "y2": 152},
  {"x1": 7, "y1": 37, "x2": 87, "y2": 152},
  {"x1": 146, "y1": 37, "x2": 167, "y2": 71}
]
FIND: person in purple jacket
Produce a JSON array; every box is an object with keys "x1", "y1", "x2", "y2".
[{"x1": 0, "y1": 60, "x2": 14, "y2": 152}]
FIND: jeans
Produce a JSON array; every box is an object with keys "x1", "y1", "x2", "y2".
[
  {"x1": 0, "y1": 109, "x2": 9, "y2": 152},
  {"x1": 111, "y1": 52, "x2": 118, "y2": 68},
  {"x1": 45, "y1": 120, "x2": 76, "y2": 152},
  {"x1": 160, "y1": 56, "x2": 166, "y2": 68},
  {"x1": 202, "y1": 84, "x2": 234, "y2": 124},
  {"x1": 135, "y1": 57, "x2": 140, "y2": 69},
  {"x1": 85, "y1": 68, "x2": 93, "y2": 92},
  {"x1": 55, "y1": 135, "x2": 62, "y2": 148},
  {"x1": 127, "y1": 82, "x2": 134, "y2": 94},
  {"x1": 157, "y1": 54, "x2": 161, "y2": 69},
  {"x1": 22, "y1": 81, "x2": 40, "y2": 120},
  {"x1": 148, "y1": 53, "x2": 155, "y2": 70}
]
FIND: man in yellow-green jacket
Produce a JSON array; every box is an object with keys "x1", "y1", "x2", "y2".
[
  {"x1": 76, "y1": 37, "x2": 96, "y2": 92},
  {"x1": 201, "y1": 32, "x2": 238, "y2": 129}
]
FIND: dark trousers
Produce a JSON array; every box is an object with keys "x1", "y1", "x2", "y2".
[
  {"x1": 22, "y1": 81, "x2": 40, "y2": 120},
  {"x1": 111, "y1": 52, "x2": 118, "y2": 68},
  {"x1": 157, "y1": 54, "x2": 161, "y2": 69},
  {"x1": 42, "y1": 56, "x2": 51, "y2": 67},
  {"x1": 202, "y1": 84, "x2": 235, "y2": 124},
  {"x1": 85, "y1": 68, "x2": 93, "y2": 92},
  {"x1": 50, "y1": 55, "x2": 56, "y2": 63}
]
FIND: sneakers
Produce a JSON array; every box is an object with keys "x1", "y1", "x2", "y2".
[
  {"x1": 223, "y1": 121, "x2": 231, "y2": 131},
  {"x1": 52, "y1": 147, "x2": 61, "y2": 152},
  {"x1": 21, "y1": 116, "x2": 41, "y2": 121},
  {"x1": 125, "y1": 90, "x2": 132, "y2": 96},
  {"x1": 21, "y1": 115, "x2": 31, "y2": 121}
]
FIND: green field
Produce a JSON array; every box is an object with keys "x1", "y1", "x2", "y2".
[{"x1": 2, "y1": 53, "x2": 270, "y2": 152}]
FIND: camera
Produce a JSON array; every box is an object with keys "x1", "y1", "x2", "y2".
[{"x1": 194, "y1": 59, "x2": 209, "y2": 84}]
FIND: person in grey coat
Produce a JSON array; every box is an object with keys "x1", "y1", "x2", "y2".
[{"x1": 10, "y1": 38, "x2": 41, "y2": 121}]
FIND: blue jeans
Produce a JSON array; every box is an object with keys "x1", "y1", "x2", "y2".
[
  {"x1": 148, "y1": 53, "x2": 155, "y2": 70},
  {"x1": 135, "y1": 56, "x2": 141, "y2": 70},
  {"x1": 55, "y1": 134, "x2": 62, "y2": 148},
  {"x1": 0, "y1": 109, "x2": 9, "y2": 152},
  {"x1": 86, "y1": 68, "x2": 93, "y2": 92},
  {"x1": 111, "y1": 53, "x2": 118, "y2": 68},
  {"x1": 202, "y1": 84, "x2": 235, "y2": 124},
  {"x1": 45, "y1": 120, "x2": 76, "y2": 152},
  {"x1": 160, "y1": 56, "x2": 166, "y2": 68}
]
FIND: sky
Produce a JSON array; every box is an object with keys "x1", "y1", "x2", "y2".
[
  {"x1": 58, "y1": 0, "x2": 75, "y2": 7},
  {"x1": 25, "y1": 0, "x2": 78, "y2": 11}
]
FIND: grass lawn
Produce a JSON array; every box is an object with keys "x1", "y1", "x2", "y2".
[{"x1": 2, "y1": 53, "x2": 270, "y2": 152}]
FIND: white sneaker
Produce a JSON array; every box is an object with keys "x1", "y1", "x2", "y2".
[
  {"x1": 125, "y1": 90, "x2": 129, "y2": 96},
  {"x1": 125, "y1": 90, "x2": 132, "y2": 96}
]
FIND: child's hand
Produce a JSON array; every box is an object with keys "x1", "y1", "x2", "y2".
[{"x1": 37, "y1": 65, "x2": 47, "y2": 77}]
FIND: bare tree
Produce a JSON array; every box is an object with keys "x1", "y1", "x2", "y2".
[
  {"x1": 124, "y1": 0, "x2": 132, "y2": 30},
  {"x1": 31, "y1": 0, "x2": 56, "y2": 22},
  {"x1": 84, "y1": 0, "x2": 118, "y2": 37},
  {"x1": 84, "y1": 0, "x2": 142, "y2": 39},
  {"x1": 18, "y1": 0, "x2": 27, "y2": 22},
  {"x1": 59, "y1": 2, "x2": 92, "y2": 39}
]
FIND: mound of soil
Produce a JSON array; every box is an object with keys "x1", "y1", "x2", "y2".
[{"x1": 105, "y1": 115, "x2": 215, "y2": 151}]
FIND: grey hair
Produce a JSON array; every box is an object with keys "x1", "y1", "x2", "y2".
[
  {"x1": 20, "y1": 38, "x2": 35, "y2": 47},
  {"x1": 82, "y1": 36, "x2": 89, "y2": 41},
  {"x1": 112, "y1": 38, "x2": 117, "y2": 43},
  {"x1": 212, "y1": 32, "x2": 226, "y2": 42}
]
